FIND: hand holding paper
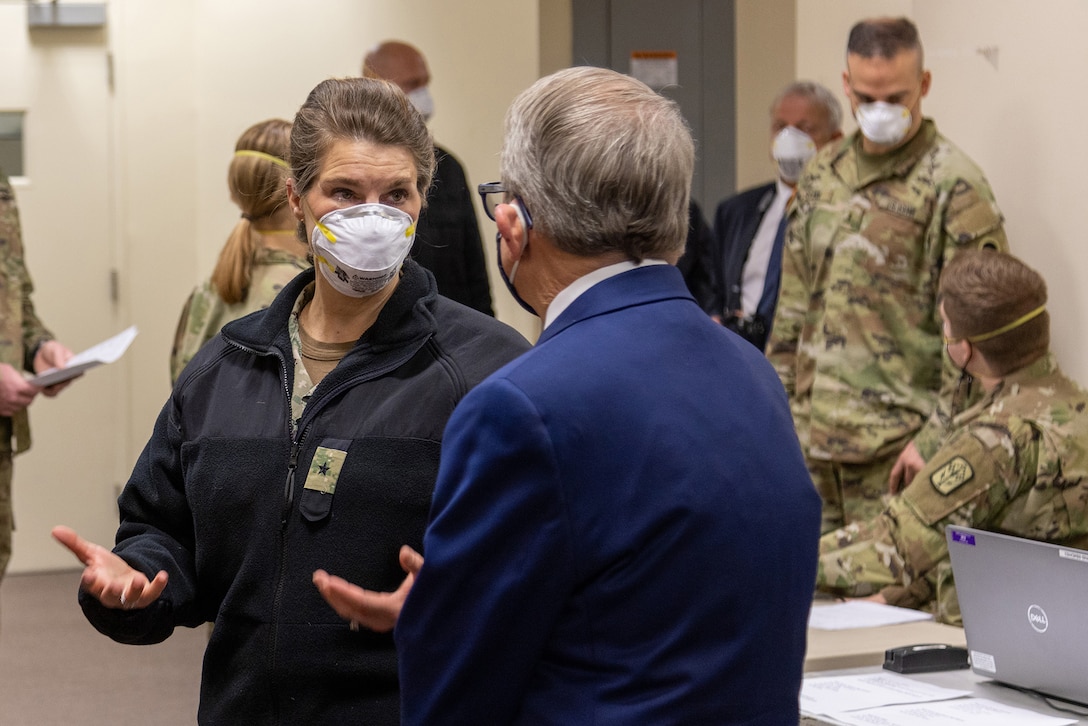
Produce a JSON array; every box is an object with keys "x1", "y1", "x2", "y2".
[{"x1": 28, "y1": 326, "x2": 138, "y2": 388}]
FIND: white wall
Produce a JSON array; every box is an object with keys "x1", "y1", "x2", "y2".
[
  {"x1": 9, "y1": 0, "x2": 547, "y2": 573},
  {"x1": 795, "y1": 0, "x2": 1088, "y2": 384},
  {"x1": 734, "y1": 0, "x2": 796, "y2": 191}
]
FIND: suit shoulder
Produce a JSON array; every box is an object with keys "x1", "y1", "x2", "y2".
[{"x1": 715, "y1": 182, "x2": 776, "y2": 215}]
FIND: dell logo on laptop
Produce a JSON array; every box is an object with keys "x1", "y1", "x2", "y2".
[{"x1": 1027, "y1": 604, "x2": 1049, "y2": 633}]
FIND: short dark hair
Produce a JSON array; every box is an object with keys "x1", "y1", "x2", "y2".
[
  {"x1": 940, "y1": 249, "x2": 1049, "y2": 376},
  {"x1": 847, "y1": 17, "x2": 923, "y2": 66}
]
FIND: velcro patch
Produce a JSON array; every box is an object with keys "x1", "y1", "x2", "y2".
[
  {"x1": 304, "y1": 445, "x2": 348, "y2": 495},
  {"x1": 930, "y1": 455, "x2": 974, "y2": 495}
]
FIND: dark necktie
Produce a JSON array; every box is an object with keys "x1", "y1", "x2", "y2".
[{"x1": 755, "y1": 212, "x2": 788, "y2": 325}]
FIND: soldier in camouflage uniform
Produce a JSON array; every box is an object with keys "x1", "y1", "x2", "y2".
[
  {"x1": 171, "y1": 247, "x2": 309, "y2": 383},
  {"x1": 817, "y1": 250, "x2": 1088, "y2": 625},
  {"x1": 767, "y1": 17, "x2": 1007, "y2": 533},
  {"x1": 170, "y1": 119, "x2": 310, "y2": 383},
  {"x1": 0, "y1": 167, "x2": 76, "y2": 593}
]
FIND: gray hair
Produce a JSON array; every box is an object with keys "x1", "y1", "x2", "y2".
[
  {"x1": 500, "y1": 66, "x2": 694, "y2": 260},
  {"x1": 771, "y1": 80, "x2": 843, "y2": 135}
]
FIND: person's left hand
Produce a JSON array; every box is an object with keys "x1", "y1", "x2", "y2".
[
  {"x1": 312, "y1": 545, "x2": 423, "y2": 633},
  {"x1": 33, "y1": 340, "x2": 79, "y2": 396}
]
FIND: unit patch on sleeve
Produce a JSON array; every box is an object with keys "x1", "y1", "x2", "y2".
[{"x1": 930, "y1": 455, "x2": 975, "y2": 495}]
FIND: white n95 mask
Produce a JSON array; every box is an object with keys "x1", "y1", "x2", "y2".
[
  {"x1": 406, "y1": 87, "x2": 434, "y2": 121},
  {"x1": 855, "y1": 101, "x2": 912, "y2": 146},
  {"x1": 311, "y1": 203, "x2": 416, "y2": 297},
  {"x1": 772, "y1": 127, "x2": 817, "y2": 184}
]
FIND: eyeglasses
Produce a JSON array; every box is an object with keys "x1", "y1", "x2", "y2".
[{"x1": 478, "y1": 181, "x2": 533, "y2": 229}]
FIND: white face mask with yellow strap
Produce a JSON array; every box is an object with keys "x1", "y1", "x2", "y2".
[{"x1": 310, "y1": 203, "x2": 416, "y2": 297}]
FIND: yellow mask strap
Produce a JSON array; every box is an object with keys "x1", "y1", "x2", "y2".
[
  {"x1": 315, "y1": 219, "x2": 336, "y2": 244},
  {"x1": 966, "y1": 304, "x2": 1047, "y2": 343},
  {"x1": 234, "y1": 150, "x2": 289, "y2": 168}
]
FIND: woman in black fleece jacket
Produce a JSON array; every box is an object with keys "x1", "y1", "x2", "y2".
[{"x1": 52, "y1": 77, "x2": 529, "y2": 725}]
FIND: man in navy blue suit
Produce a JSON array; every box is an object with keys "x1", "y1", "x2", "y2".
[
  {"x1": 396, "y1": 66, "x2": 822, "y2": 725},
  {"x1": 710, "y1": 81, "x2": 842, "y2": 350}
]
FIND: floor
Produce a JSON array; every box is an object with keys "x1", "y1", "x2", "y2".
[{"x1": 0, "y1": 569, "x2": 205, "y2": 725}]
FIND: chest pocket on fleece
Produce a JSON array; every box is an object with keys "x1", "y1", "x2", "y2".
[{"x1": 300, "y1": 438, "x2": 352, "y2": 522}]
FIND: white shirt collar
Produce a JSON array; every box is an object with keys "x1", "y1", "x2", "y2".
[
  {"x1": 775, "y1": 177, "x2": 793, "y2": 199},
  {"x1": 544, "y1": 258, "x2": 669, "y2": 329}
]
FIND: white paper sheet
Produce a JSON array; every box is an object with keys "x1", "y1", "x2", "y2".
[
  {"x1": 801, "y1": 672, "x2": 971, "y2": 715},
  {"x1": 809, "y1": 600, "x2": 935, "y2": 630},
  {"x1": 27, "y1": 325, "x2": 138, "y2": 387},
  {"x1": 827, "y1": 696, "x2": 1077, "y2": 725}
]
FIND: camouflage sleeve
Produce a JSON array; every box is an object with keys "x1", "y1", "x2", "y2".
[
  {"x1": 887, "y1": 421, "x2": 1035, "y2": 618},
  {"x1": 0, "y1": 172, "x2": 52, "y2": 371},
  {"x1": 766, "y1": 207, "x2": 807, "y2": 396},
  {"x1": 816, "y1": 513, "x2": 903, "y2": 597},
  {"x1": 169, "y1": 283, "x2": 224, "y2": 385},
  {"x1": 816, "y1": 418, "x2": 1034, "y2": 614},
  {"x1": 911, "y1": 406, "x2": 953, "y2": 461},
  {"x1": 18, "y1": 258, "x2": 52, "y2": 372}
]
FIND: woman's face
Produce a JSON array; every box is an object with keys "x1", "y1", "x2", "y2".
[{"x1": 289, "y1": 137, "x2": 421, "y2": 234}]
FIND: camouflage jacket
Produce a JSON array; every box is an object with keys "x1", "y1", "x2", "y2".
[
  {"x1": 816, "y1": 354, "x2": 1088, "y2": 624},
  {"x1": 767, "y1": 121, "x2": 1007, "y2": 462},
  {"x1": 0, "y1": 170, "x2": 53, "y2": 454},
  {"x1": 170, "y1": 248, "x2": 310, "y2": 383}
]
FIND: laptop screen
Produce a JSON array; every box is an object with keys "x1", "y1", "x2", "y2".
[{"x1": 947, "y1": 525, "x2": 1088, "y2": 707}]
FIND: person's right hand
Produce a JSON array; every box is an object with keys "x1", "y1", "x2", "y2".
[
  {"x1": 0, "y1": 362, "x2": 39, "y2": 417},
  {"x1": 51, "y1": 525, "x2": 168, "y2": 610}
]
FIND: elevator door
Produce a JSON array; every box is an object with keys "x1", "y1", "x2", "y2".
[{"x1": 572, "y1": 0, "x2": 735, "y2": 211}]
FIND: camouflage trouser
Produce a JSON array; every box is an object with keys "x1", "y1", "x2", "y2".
[
  {"x1": 0, "y1": 452, "x2": 12, "y2": 584},
  {"x1": 809, "y1": 453, "x2": 896, "y2": 535}
]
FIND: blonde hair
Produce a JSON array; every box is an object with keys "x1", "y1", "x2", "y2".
[{"x1": 211, "y1": 118, "x2": 292, "y2": 304}]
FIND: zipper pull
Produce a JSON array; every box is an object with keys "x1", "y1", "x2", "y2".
[{"x1": 282, "y1": 442, "x2": 300, "y2": 527}]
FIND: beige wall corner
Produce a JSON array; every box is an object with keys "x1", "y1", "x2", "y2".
[
  {"x1": 733, "y1": 0, "x2": 795, "y2": 195},
  {"x1": 539, "y1": 0, "x2": 573, "y2": 78}
]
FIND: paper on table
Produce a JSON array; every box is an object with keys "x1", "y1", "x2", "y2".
[
  {"x1": 801, "y1": 672, "x2": 971, "y2": 715},
  {"x1": 809, "y1": 600, "x2": 934, "y2": 630},
  {"x1": 27, "y1": 326, "x2": 138, "y2": 387},
  {"x1": 827, "y1": 696, "x2": 1077, "y2": 726}
]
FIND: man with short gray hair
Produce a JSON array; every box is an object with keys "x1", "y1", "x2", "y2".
[
  {"x1": 396, "y1": 66, "x2": 821, "y2": 725},
  {"x1": 709, "y1": 79, "x2": 842, "y2": 349}
]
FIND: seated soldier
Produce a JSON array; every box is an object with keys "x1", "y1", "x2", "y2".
[{"x1": 817, "y1": 249, "x2": 1088, "y2": 625}]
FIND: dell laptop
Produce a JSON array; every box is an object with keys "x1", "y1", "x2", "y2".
[{"x1": 947, "y1": 524, "x2": 1088, "y2": 707}]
